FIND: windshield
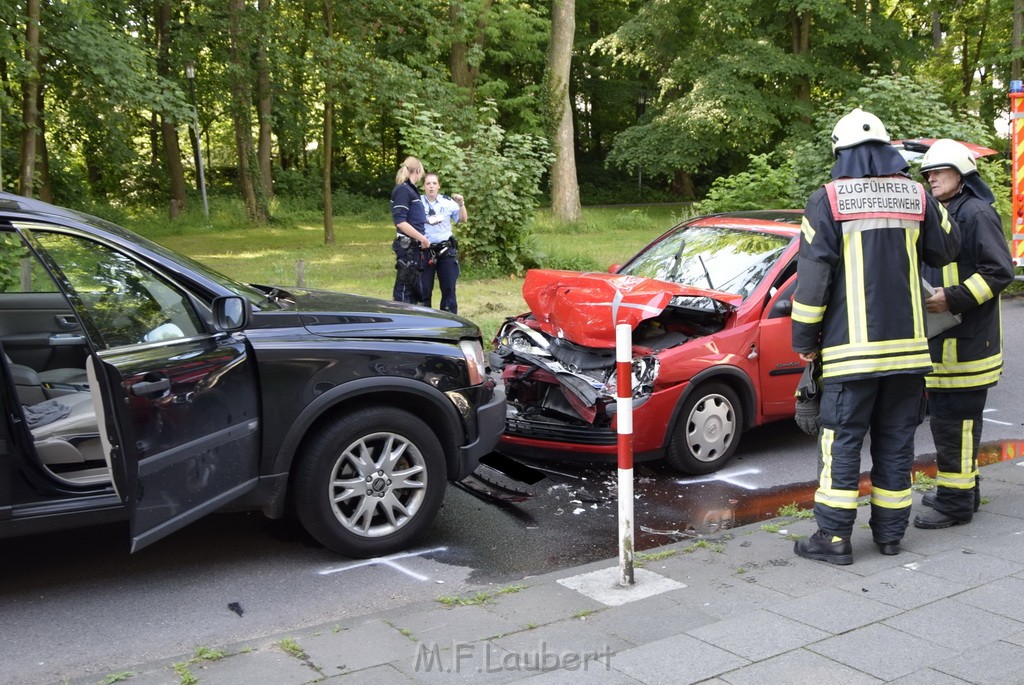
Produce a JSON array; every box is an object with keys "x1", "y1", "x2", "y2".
[
  {"x1": 618, "y1": 225, "x2": 793, "y2": 300},
  {"x1": 74, "y1": 214, "x2": 270, "y2": 305}
]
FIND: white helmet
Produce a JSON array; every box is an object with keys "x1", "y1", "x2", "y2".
[
  {"x1": 919, "y1": 138, "x2": 977, "y2": 177},
  {"x1": 831, "y1": 108, "x2": 890, "y2": 156}
]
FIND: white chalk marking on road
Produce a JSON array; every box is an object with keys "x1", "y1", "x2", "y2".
[
  {"x1": 983, "y1": 409, "x2": 1012, "y2": 425},
  {"x1": 318, "y1": 546, "x2": 448, "y2": 581},
  {"x1": 677, "y1": 467, "x2": 763, "y2": 490}
]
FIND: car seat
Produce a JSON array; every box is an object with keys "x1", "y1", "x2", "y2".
[
  {"x1": 5, "y1": 352, "x2": 88, "y2": 404},
  {"x1": 29, "y1": 392, "x2": 103, "y2": 465}
]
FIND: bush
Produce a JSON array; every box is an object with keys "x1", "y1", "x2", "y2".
[{"x1": 398, "y1": 98, "x2": 553, "y2": 275}]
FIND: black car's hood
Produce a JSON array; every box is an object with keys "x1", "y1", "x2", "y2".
[{"x1": 252, "y1": 287, "x2": 480, "y2": 340}]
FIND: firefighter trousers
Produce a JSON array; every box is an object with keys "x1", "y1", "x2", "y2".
[
  {"x1": 928, "y1": 389, "x2": 987, "y2": 521},
  {"x1": 814, "y1": 375, "x2": 925, "y2": 542}
]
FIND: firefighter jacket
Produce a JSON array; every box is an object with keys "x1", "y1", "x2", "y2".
[
  {"x1": 792, "y1": 175, "x2": 960, "y2": 383},
  {"x1": 922, "y1": 190, "x2": 1014, "y2": 391}
]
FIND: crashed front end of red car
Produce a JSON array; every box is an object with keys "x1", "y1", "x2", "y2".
[{"x1": 491, "y1": 269, "x2": 739, "y2": 463}]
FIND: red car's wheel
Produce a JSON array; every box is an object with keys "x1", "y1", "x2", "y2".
[{"x1": 664, "y1": 382, "x2": 743, "y2": 475}]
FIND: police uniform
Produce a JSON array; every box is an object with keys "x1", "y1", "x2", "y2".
[
  {"x1": 420, "y1": 193, "x2": 462, "y2": 313},
  {"x1": 390, "y1": 179, "x2": 428, "y2": 304},
  {"x1": 791, "y1": 109, "x2": 960, "y2": 564},
  {"x1": 916, "y1": 141, "x2": 1014, "y2": 527}
]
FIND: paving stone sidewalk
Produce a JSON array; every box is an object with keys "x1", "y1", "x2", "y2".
[{"x1": 67, "y1": 456, "x2": 1024, "y2": 685}]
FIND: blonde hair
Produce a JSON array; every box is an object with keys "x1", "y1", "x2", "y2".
[{"x1": 395, "y1": 156, "x2": 423, "y2": 185}]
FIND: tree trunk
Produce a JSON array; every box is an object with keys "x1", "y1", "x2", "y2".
[
  {"x1": 790, "y1": 10, "x2": 811, "y2": 108},
  {"x1": 670, "y1": 169, "x2": 695, "y2": 200},
  {"x1": 449, "y1": 0, "x2": 492, "y2": 99},
  {"x1": 18, "y1": 0, "x2": 41, "y2": 198},
  {"x1": 229, "y1": 0, "x2": 269, "y2": 223},
  {"x1": 36, "y1": 84, "x2": 52, "y2": 203},
  {"x1": 548, "y1": 0, "x2": 581, "y2": 223},
  {"x1": 157, "y1": 0, "x2": 188, "y2": 219},
  {"x1": 322, "y1": 0, "x2": 335, "y2": 245},
  {"x1": 256, "y1": 0, "x2": 274, "y2": 197}
]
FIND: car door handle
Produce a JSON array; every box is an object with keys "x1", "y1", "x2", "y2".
[
  {"x1": 55, "y1": 314, "x2": 80, "y2": 329},
  {"x1": 132, "y1": 378, "x2": 171, "y2": 396}
]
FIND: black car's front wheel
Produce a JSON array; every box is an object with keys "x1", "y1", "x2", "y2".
[
  {"x1": 664, "y1": 382, "x2": 743, "y2": 475},
  {"x1": 293, "y1": 407, "x2": 447, "y2": 557}
]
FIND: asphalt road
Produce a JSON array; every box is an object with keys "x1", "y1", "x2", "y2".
[{"x1": 2, "y1": 298, "x2": 1023, "y2": 685}]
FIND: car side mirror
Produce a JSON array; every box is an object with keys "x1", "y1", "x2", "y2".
[
  {"x1": 213, "y1": 295, "x2": 250, "y2": 331},
  {"x1": 773, "y1": 298, "x2": 793, "y2": 317},
  {"x1": 608, "y1": 264, "x2": 620, "y2": 274}
]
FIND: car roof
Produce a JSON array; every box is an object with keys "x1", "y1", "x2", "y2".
[
  {"x1": 0, "y1": 191, "x2": 135, "y2": 238},
  {"x1": 684, "y1": 209, "x2": 803, "y2": 237}
]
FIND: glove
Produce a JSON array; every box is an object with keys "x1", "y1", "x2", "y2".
[
  {"x1": 794, "y1": 396, "x2": 821, "y2": 435},
  {"x1": 794, "y1": 358, "x2": 822, "y2": 436}
]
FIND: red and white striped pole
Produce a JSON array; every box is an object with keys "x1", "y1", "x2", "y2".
[{"x1": 616, "y1": 322, "x2": 635, "y2": 586}]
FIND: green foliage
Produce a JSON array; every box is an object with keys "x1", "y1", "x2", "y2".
[
  {"x1": 695, "y1": 154, "x2": 799, "y2": 213},
  {"x1": 398, "y1": 98, "x2": 553, "y2": 274},
  {"x1": 698, "y1": 72, "x2": 1008, "y2": 214}
]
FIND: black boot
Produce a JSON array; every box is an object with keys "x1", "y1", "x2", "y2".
[
  {"x1": 795, "y1": 529, "x2": 853, "y2": 565},
  {"x1": 913, "y1": 509, "x2": 971, "y2": 529},
  {"x1": 875, "y1": 540, "x2": 901, "y2": 555}
]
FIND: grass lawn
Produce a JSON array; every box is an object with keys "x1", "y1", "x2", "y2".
[{"x1": 134, "y1": 203, "x2": 690, "y2": 342}]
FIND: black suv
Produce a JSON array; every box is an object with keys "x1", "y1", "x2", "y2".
[{"x1": 0, "y1": 193, "x2": 504, "y2": 557}]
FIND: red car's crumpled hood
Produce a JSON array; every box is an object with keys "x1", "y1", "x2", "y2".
[{"x1": 521, "y1": 269, "x2": 741, "y2": 348}]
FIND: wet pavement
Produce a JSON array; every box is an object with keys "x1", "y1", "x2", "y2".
[{"x1": 58, "y1": 446, "x2": 1024, "y2": 685}]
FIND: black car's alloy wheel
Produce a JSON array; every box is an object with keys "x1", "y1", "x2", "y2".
[{"x1": 294, "y1": 407, "x2": 446, "y2": 557}]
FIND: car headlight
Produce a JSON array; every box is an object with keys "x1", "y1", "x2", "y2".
[
  {"x1": 459, "y1": 339, "x2": 487, "y2": 385},
  {"x1": 604, "y1": 355, "x2": 659, "y2": 397}
]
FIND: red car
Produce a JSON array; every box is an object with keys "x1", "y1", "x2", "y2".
[{"x1": 491, "y1": 210, "x2": 805, "y2": 475}]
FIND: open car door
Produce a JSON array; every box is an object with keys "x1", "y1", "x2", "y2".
[{"x1": 18, "y1": 223, "x2": 261, "y2": 552}]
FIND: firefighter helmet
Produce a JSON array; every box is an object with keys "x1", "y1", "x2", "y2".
[
  {"x1": 919, "y1": 138, "x2": 977, "y2": 177},
  {"x1": 831, "y1": 108, "x2": 890, "y2": 156}
]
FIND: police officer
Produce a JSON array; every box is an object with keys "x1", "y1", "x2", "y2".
[
  {"x1": 791, "y1": 108, "x2": 960, "y2": 564},
  {"x1": 420, "y1": 173, "x2": 466, "y2": 314},
  {"x1": 390, "y1": 156, "x2": 431, "y2": 304},
  {"x1": 914, "y1": 139, "x2": 1014, "y2": 529}
]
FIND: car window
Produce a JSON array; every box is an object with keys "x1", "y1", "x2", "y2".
[
  {"x1": 619, "y1": 225, "x2": 792, "y2": 300},
  {"x1": 0, "y1": 231, "x2": 59, "y2": 293},
  {"x1": 32, "y1": 232, "x2": 204, "y2": 349}
]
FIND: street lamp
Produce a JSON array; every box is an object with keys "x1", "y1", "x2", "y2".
[{"x1": 185, "y1": 63, "x2": 209, "y2": 220}]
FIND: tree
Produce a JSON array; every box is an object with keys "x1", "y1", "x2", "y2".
[
  {"x1": 228, "y1": 0, "x2": 269, "y2": 223},
  {"x1": 156, "y1": 0, "x2": 188, "y2": 218},
  {"x1": 548, "y1": 0, "x2": 581, "y2": 222},
  {"x1": 322, "y1": 0, "x2": 335, "y2": 245},
  {"x1": 697, "y1": 73, "x2": 1003, "y2": 215},
  {"x1": 17, "y1": 0, "x2": 39, "y2": 198},
  {"x1": 599, "y1": 0, "x2": 917, "y2": 193},
  {"x1": 255, "y1": 0, "x2": 273, "y2": 197}
]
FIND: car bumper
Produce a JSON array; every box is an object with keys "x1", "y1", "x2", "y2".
[
  {"x1": 456, "y1": 382, "x2": 507, "y2": 479},
  {"x1": 499, "y1": 382, "x2": 684, "y2": 460}
]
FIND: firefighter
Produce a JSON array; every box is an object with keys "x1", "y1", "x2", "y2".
[
  {"x1": 914, "y1": 139, "x2": 1014, "y2": 529},
  {"x1": 791, "y1": 108, "x2": 960, "y2": 564}
]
